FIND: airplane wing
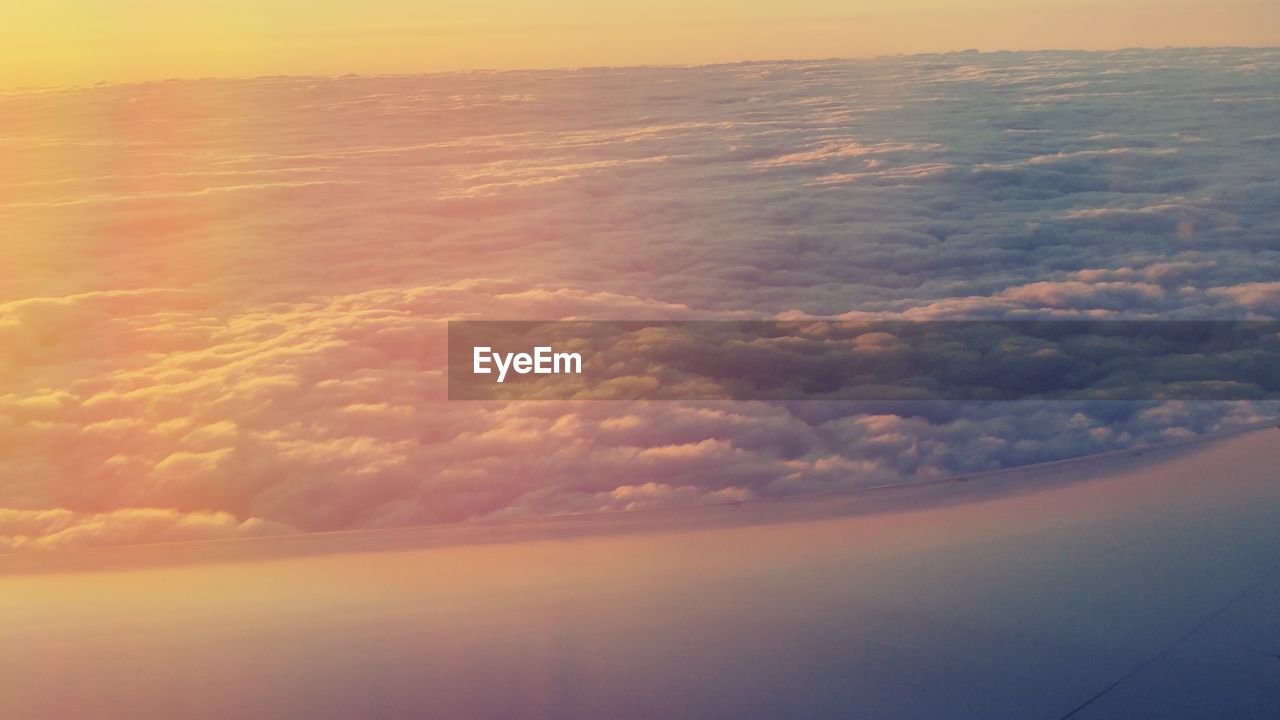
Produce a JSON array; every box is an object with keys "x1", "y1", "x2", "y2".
[{"x1": 2, "y1": 426, "x2": 1278, "y2": 719}]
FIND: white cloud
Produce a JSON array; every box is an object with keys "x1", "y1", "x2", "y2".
[{"x1": 2, "y1": 48, "x2": 1279, "y2": 548}]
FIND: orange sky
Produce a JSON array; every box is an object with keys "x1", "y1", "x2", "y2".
[{"x1": 5, "y1": 0, "x2": 1280, "y2": 87}]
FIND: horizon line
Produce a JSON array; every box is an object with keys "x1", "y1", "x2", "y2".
[{"x1": 6, "y1": 43, "x2": 1277, "y2": 94}]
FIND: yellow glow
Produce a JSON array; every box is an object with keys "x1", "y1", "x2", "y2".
[{"x1": 4, "y1": 0, "x2": 1279, "y2": 87}]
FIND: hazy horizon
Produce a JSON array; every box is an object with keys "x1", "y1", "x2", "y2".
[
  {"x1": 8, "y1": 44, "x2": 1280, "y2": 92},
  {"x1": 7, "y1": 0, "x2": 1280, "y2": 87}
]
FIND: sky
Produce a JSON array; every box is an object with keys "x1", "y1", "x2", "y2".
[{"x1": 5, "y1": 0, "x2": 1280, "y2": 87}]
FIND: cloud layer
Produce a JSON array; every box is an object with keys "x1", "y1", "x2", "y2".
[{"x1": 2, "y1": 48, "x2": 1279, "y2": 548}]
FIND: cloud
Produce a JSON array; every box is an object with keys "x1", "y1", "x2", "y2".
[
  {"x1": 1211, "y1": 282, "x2": 1280, "y2": 315},
  {"x1": 2, "y1": 48, "x2": 1279, "y2": 548},
  {"x1": 0, "y1": 507, "x2": 294, "y2": 551}
]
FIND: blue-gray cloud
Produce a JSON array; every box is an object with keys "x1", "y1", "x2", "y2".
[{"x1": 2, "y1": 48, "x2": 1279, "y2": 547}]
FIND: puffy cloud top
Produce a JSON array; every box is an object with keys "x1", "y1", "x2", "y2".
[{"x1": 2, "y1": 48, "x2": 1278, "y2": 549}]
